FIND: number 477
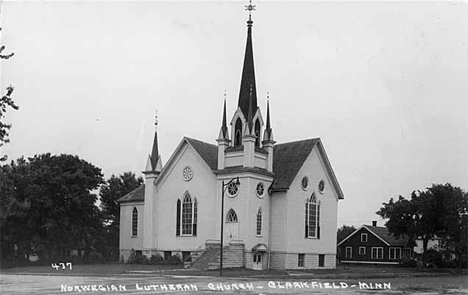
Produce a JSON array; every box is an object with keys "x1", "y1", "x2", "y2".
[{"x1": 51, "y1": 262, "x2": 72, "y2": 270}]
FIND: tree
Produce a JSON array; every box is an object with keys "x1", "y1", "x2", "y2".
[
  {"x1": 377, "y1": 183, "x2": 468, "y2": 268},
  {"x1": 0, "y1": 154, "x2": 104, "y2": 266},
  {"x1": 337, "y1": 225, "x2": 356, "y2": 243},
  {"x1": 99, "y1": 172, "x2": 143, "y2": 259},
  {"x1": 0, "y1": 27, "x2": 18, "y2": 161}
]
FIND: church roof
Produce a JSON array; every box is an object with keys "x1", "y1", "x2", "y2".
[
  {"x1": 117, "y1": 184, "x2": 145, "y2": 203},
  {"x1": 271, "y1": 138, "x2": 320, "y2": 191},
  {"x1": 185, "y1": 137, "x2": 218, "y2": 170}
]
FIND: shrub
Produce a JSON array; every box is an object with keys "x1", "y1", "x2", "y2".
[
  {"x1": 87, "y1": 252, "x2": 103, "y2": 264},
  {"x1": 164, "y1": 254, "x2": 182, "y2": 265},
  {"x1": 150, "y1": 253, "x2": 163, "y2": 265}
]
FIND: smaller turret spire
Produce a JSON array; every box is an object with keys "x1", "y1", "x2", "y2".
[
  {"x1": 221, "y1": 93, "x2": 228, "y2": 139},
  {"x1": 263, "y1": 93, "x2": 274, "y2": 142},
  {"x1": 149, "y1": 110, "x2": 161, "y2": 171}
]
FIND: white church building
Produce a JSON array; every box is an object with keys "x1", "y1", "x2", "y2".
[{"x1": 118, "y1": 5, "x2": 344, "y2": 270}]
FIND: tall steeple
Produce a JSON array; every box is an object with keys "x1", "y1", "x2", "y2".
[{"x1": 238, "y1": 0, "x2": 258, "y2": 118}]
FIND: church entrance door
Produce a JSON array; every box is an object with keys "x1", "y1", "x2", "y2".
[
  {"x1": 225, "y1": 209, "x2": 239, "y2": 243},
  {"x1": 253, "y1": 253, "x2": 263, "y2": 270}
]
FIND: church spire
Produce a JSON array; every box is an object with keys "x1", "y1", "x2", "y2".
[
  {"x1": 263, "y1": 93, "x2": 274, "y2": 142},
  {"x1": 149, "y1": 112, "x2": 161, "y2": 171},
  {"x1": 238, "y1": 0, "x2": 258, "y2": 118},
  {"x1": 218, "y1": 93, "x2": 229, "y2": 140}
]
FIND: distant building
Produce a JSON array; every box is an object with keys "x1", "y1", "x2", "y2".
[
  {"x1": 337, "y1": 222, "x2": 415, "y2": 264},
  {"x1": 118, "y1": 4, "x2": 344, "y2": 270}
]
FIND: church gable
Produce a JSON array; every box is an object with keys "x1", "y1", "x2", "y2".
[{"x1": 272, "y1": 138, "x2": 344, "y2": 200}]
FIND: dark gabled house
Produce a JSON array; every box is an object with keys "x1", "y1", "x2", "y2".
[{"x1": 337, "y1": 222, "x2": 415, "y2": 264}]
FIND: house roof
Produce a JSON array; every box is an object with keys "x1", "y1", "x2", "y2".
[
  {"x1": 271, "y1": 138, "x2": 320, "y2": 191},
  {"x1": 337, "y1": 225, "x2": 413, "y2": 247},
  {"x1": 364, "y1": 225, "x2": 412, "y2": 247},
  {"x1": 117, "y1": 184, "x2": 145, "y2": 203}
]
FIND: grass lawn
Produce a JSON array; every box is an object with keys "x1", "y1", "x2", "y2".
[{"x1": 1, "y1": 262, "x2": 457, "y2": 279}]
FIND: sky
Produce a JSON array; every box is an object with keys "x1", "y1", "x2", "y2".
[{"x1": 1, "y1": 0, "x2": 467, "y2": 227}]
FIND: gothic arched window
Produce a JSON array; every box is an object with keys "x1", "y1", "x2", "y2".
[
  {"x1": 234, "y1": 118, "x2": 242, "y2": 146},
  {"x1": 226, "y1": 209, "x2": 238, "y2": 223},
  {"x1": 256, "y1": 207, "x2": 262, "y2": 236},
  {"x1": 132, "y1": 207, "x2": 138, "y2": 236},
  {"x1": 176, "y1": 193, "x2": 198, "y2": 236},
  {"x1": 305, "y1": 193, "x2": 321, "y2": 239},
  {"x1": 254, "y1": 119, "x2": 261, "y2": 147}
]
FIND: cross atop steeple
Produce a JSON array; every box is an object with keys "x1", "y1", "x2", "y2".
[{"x1": 245, "y1": 0, "x2": 256, "y2": 23}]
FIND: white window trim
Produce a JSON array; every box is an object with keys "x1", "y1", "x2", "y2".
[
  {"x1": 389, "y1": 247, "x2": 401, "y2": 260},
  {"x1": 179, "y1": 194, "x2": 198, "y2": 237},
  {"x1": 305, "y1": 195, "x2": 320, "y2": 239},
  {"x1": 345, "y1": 247, "x2": 352, "y2": 258},
  {"x1": 298, "y1": 254, "x2": 305, "y2": 267},
  {"x1": 361, "y1": 233, "x2": 368, "y2": 242},
  {"x1": 371, "y1": 247, "x2": 383, "y2": 259},
  {"x1": 359, "y1": 247, "x2": 366, "y2": 255}
]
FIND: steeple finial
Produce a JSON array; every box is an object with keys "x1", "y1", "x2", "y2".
[
  {"x1": 245, "y1": 0, "x2": 256, "y2": 24},
  {"x1": 238, "y1": 0, "x2": 258, "y2": 120},
  {"x1": 154, "y1": 109, "x2": 158, "y2": 131}
]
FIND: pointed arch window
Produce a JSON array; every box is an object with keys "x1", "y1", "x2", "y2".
[
  {"x1": 254, "y1": 119, "x2": 261, "y2": 147},
  {"x1": 256, "y1": 207, "x2": 262, "y2": 236},
  {"x1": 226, "y1": 209, "x2": 238, "y2": 223},
  {"x1": 132, "y1": 207, "x2": 138, "y2": 236},
  {"x1": 234, "y1": 118, "x2": 243, "y2": 146},
  {"x1": 305, "y1": 193, "x2": 321, "y2": 239},
  {"x1": 176, "y1": 193, "x2": 198, "y2": 236}
]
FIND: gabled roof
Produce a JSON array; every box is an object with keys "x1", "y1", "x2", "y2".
[
  {"x1": 337, "y1": 225, "x2": 413, "y2": 247},
  {"x1": 271, "y1": 138, "x2": 319, "y2": 191},
  {"x1": 364, "y1": 225, "x2": 413, "y2": 247},
  {"x1": 117, "y1": 184, "x2": 145, "y2": 203},
  {"x1": 185, "y1": 137, "x2": 218, "y2": 170}
]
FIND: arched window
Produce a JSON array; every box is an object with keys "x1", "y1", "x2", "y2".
[
  {"x1": 176, "y1": 199, "x2": 181, "y2": 236},
  {"x1": 132, "y1": 207, "x2": 138, "y2": 236},
  {"x1": 226, "y1": 209, "x2": 238, "y2": 223},
  {"x1": 256, "y1": 207, "x2": 262, "y2": 236},
  {"x1": 305, "y1": 193, "x2": 321, "y2": 238},
  {"x1": 234, "y1": 118, "x2": 242, "y2": 146},
  {"x1": 254, "y1": 119, "x2": 261, "y2": 147},
  {"x1": 176, "y1": 193, "x2": 198, "y2": 236}
]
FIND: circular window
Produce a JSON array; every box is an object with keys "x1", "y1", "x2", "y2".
[
  {"x1": 182, "y1": 166, "x2": 193, "y2": 181},
  {"x1": 256, "y1": 182, "x2": 265, "y2": 197},
  {"x1": 227, "y1": 181, "x2": 239, "y2": 197},
  {"x1": 318, "y1": 180, "x2": 325, "y2": 193},
  {"x1": 301, "y1": 176, "x2": 309, "y2": 191}
]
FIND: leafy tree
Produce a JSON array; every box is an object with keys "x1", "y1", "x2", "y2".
[
  {"x1": 0, "y1": 154, "x2": 104, "y2": 266},
  {"x1": 0, "y1": 27, "x2": 18, "y2": 161},
  {"x1": 99, "y1": 172, "x2": 143, "y2": 259},
  {"x1": 377, "y1": 183, "x2": 468, "y2": 268},
  {"x1": 337, "y1": 225, "x2": 356, "y2": 243}
]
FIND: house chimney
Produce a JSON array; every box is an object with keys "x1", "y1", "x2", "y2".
[{"x1": 372, "y1": 221, "x2": 377, "y2": 227}]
